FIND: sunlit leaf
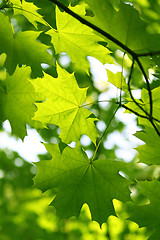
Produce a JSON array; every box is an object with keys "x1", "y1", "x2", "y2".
[
  {"x1": 33, "y1": 65, "x2": 99, "y2": 144},
  {"x1": 47, "y1": 4, "x2": 113, "y2": 72},
  {"x1": 34, "y1": 143, "x2": 131, "y2": 225},
  {"x1": 0, "y1": 66, "x2": 43, "y2": 139},
  {"x1": 11, "y1": 0, "x2": 46, "y2": 28},
  {"x1": 0, "y1": 12, "x2": 53, "y2": 75}
]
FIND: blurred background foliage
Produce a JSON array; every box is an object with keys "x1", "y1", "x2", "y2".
[
  {"x1": 0, "y1": 149, "x2": 150, "y2": 239},
  {"x1": 0, "y1": 0, "x2": 160, "y2": 239}
]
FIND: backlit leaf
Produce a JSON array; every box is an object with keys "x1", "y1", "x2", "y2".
[
  {"x1": 47, "y1": 4, "x2": 113, "y2": 72},
  {"x1": 0, "y1": 66, "x2": 43, "y2": 139},
  {"x1": 33, "y1": 65, "x2": 99, "y2": 144},
  {"x1": 34, "y1": 143, "x2": 131, "y2": 225},
  {"x1": 0, "y1": 12, "x2": 53, "y2": 75},
  {"x1": 11, "y1": 0, "x2": 45, "y2": 28}
]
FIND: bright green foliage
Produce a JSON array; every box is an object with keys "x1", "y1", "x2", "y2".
[
  {"x1": 34, "y1": 143, "x2": 131, "y2": 225},
  {"x1": 135, "y1": 125, "x2": 160, "y2": 165},
  {"x1": 47, "y1": 4, "x2": 113, "y2": 72},
  {"x1": 107, "y1": 69, "x2": 127, "y2": 90},
  {"x1": 33, "y1": 65, "x2": 99, "y2": 144},
  {"x1": 86, "y1": 0, "x2": 160, "y2": 54},
  {"x1": 127, "y1": 180, "x2": 160, "y2": 240},
  {"x1": 125, "y1": 86, "x2": 160, "y2": 121},
  {"x1": 85, "y1": 0, "x2": 115, "y2": 31},
  {"x1": 0, "y1": 12, "x2": 53, "y2": 75},
  {"x1": 142, "y1": 87, "x2": 160, "y2": 123},
  {"x1": 0, "y1": 66, "x2": 42, "y2": 139},
  {"x1": 11, "y1": 0, "x2": 46, "y2": 28},
  {"x1": 0, "y1": 0, "x2": 160, "y2": 238},
  {"x1": 0, "y1": 150, "x2": 146, "y2": 240}
]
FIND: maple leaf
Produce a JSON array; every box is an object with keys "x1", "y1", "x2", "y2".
[
  {"x1": 125, "y1": 87, "x2": 160, "y2": 123},
  {"x1": 34, "y1": 143, "x2": 131, "y2": 225},
  {"x1": 107, "y1": 69, "x2": 127, "y2": 90},
  {"x1": 135, "y1": 125, "x2": 160, "y2": 165},
  {"x1": 47, "y1": 4, "x2": 113, "y2": 72},
  {"x1": 86, "y1": 0, "x2": 160, "y2": 54},
  {"x1": 0, "y1": 12, "x2": 53, "y2": 76},
  {"x1": 141, "y1": 87, "x2": 160, "y2": 124},
  {"x1": 127, "y1": 180, "x2": 160, "y2": 240},
  {"x1": 0, "y1": 66, "x2": 43, "y2": 139},
  {"x1": 11, "y1": 0, "x2": 45, "y2": 28},
  {"x1": 85, "y1": 0, "x2": 115, "y2": 32},
  {"x1": 33, "y1": 65, "x2": 99, "y2": 144}
]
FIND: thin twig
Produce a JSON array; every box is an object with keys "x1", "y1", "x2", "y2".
[
  {"x1": 90, "y1": 106, "x2": 120, "y2": 162},
  {"x1": 127, "y1": 59, "x2": 149, "y2": 116},
  {"x1": 120, "y1": 104, "x2": 149, "y2": 119},
  {"x1": 150, "y1": 119, "x2": 160, "y2": 136},
  {"x1": 49, "y1": 1, "x2": 154, "y2": 122},
  {"x1": 3, "y1": 0, "x2": 159, "y2": 136},
  {"x1": 134, "y1": 56, "x2": 153, "y2": 118},
  {"x1": 49, "y1": 0, "x2": 137, "y2": 57},
  {"x1": 119, "y1": 53, "x2": 125, "y2": 104}
]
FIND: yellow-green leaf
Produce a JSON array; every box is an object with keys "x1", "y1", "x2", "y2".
[
  {"x1": 47, "y1": 4, "x2": 113, "y2": 72},
  {"x1": 0, "y1": 66, "x2": 43, "y2": 139},
  {"x1": 33, "y1": 65, "x2": 99, "y2": 144}
]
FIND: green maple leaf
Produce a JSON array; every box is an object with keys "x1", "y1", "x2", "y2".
[
  {"x1": 33, "y1": 65, "x2": 98, "y2": 144},
  {"x1": 141, "y1": 87, "x2": 160, "y2": 124},
  {"x1": 85, "y1": 0, "x2": 115, "y2": 31},
  {"x1": 0, "y1": 66, "x2": 43, "y2": 139},
  {"x1": 125, "y1": 87, "x2": 160, "y2": 122},
  {"x1": 107, "y1": 69, "x2": 127, "y2": 90},
  {"x1": 0, "y1": 12, "x2": 53, "y2": 75},
  {"x1": 47, "y1": 4, "x2": 113, "y2": 72},
  {"x1": 34, "y1": 143, "x2": 131, "y2": 225},
  {"x1": 135, "y1": 125, "x2": 160, "y2": 165},
  {"x1": 127, "y1": 180, "x2": 160, "y2": 240},
  {"x1": 86, "y1": 1, "x2": 160, "y2": 54},
  {"x1": 125, "y1": 87, "x2": 160, "y2": 165},
  {"x1": 11, "y1": 0, "x2": 45, "y2": 28}
]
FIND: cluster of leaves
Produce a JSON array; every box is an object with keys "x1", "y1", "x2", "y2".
[{"x1": 0, "y1": 0, "x2": 160, "y2": 239}]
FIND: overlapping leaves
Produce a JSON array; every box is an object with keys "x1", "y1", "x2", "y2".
[
  {"x1": 11, "y1": 0, "x2": 45, "y2": 28},
  {"x1": 0, "y1": 0, "x2": 160, "y2": 232},
  {"x1": 0, "y1": 11, "x2": 53, "y2": 75},
  {"x1": 0, "y1": 66, "x2": 42, "y2": 139},
  {"x1": 47, "y1": 4, "x2": 113, "y2": 72},
  {"x1": 127, "y1": 180, "x2": 160, "y2": 240},
  {"x1": 125, "y1": 87, "x2": 160, "y2": 122},
  {"x1": 135, "y1": 124, "x2": 160, "y2": 165},
  {"x1": 86, "y1": 0, "x2": 160, "y2": 54}
]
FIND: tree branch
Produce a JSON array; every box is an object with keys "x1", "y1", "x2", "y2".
[
  {"x1": 49, "y1": 0, "x2": 158, "y2": 136},
  {"x1": 134, "y1": 56, "x2": 153, "y2": 118},
  {"x1": 49, "y1": 0, "x2": 137, "y2": 57},
  {"x1": 127, "y1": 59, "x2": 150, "y2": 116}
]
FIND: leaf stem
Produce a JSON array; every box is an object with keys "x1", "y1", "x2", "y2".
[
  {"x1": 91, "y1": 106, "x2": 120, "y2": 163},
  {"x1": 119, "y1": 52, "x2": 125, "y2": 104},
  {"x1": 82, "y1": 99, "x2": 120, "y2": 108},
  {"x1": 134, "y1": 56, "x2": 153, "y2": 118},
  {"x1": 127, "y1": 59, "x2": 149, "y2": 116}
]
